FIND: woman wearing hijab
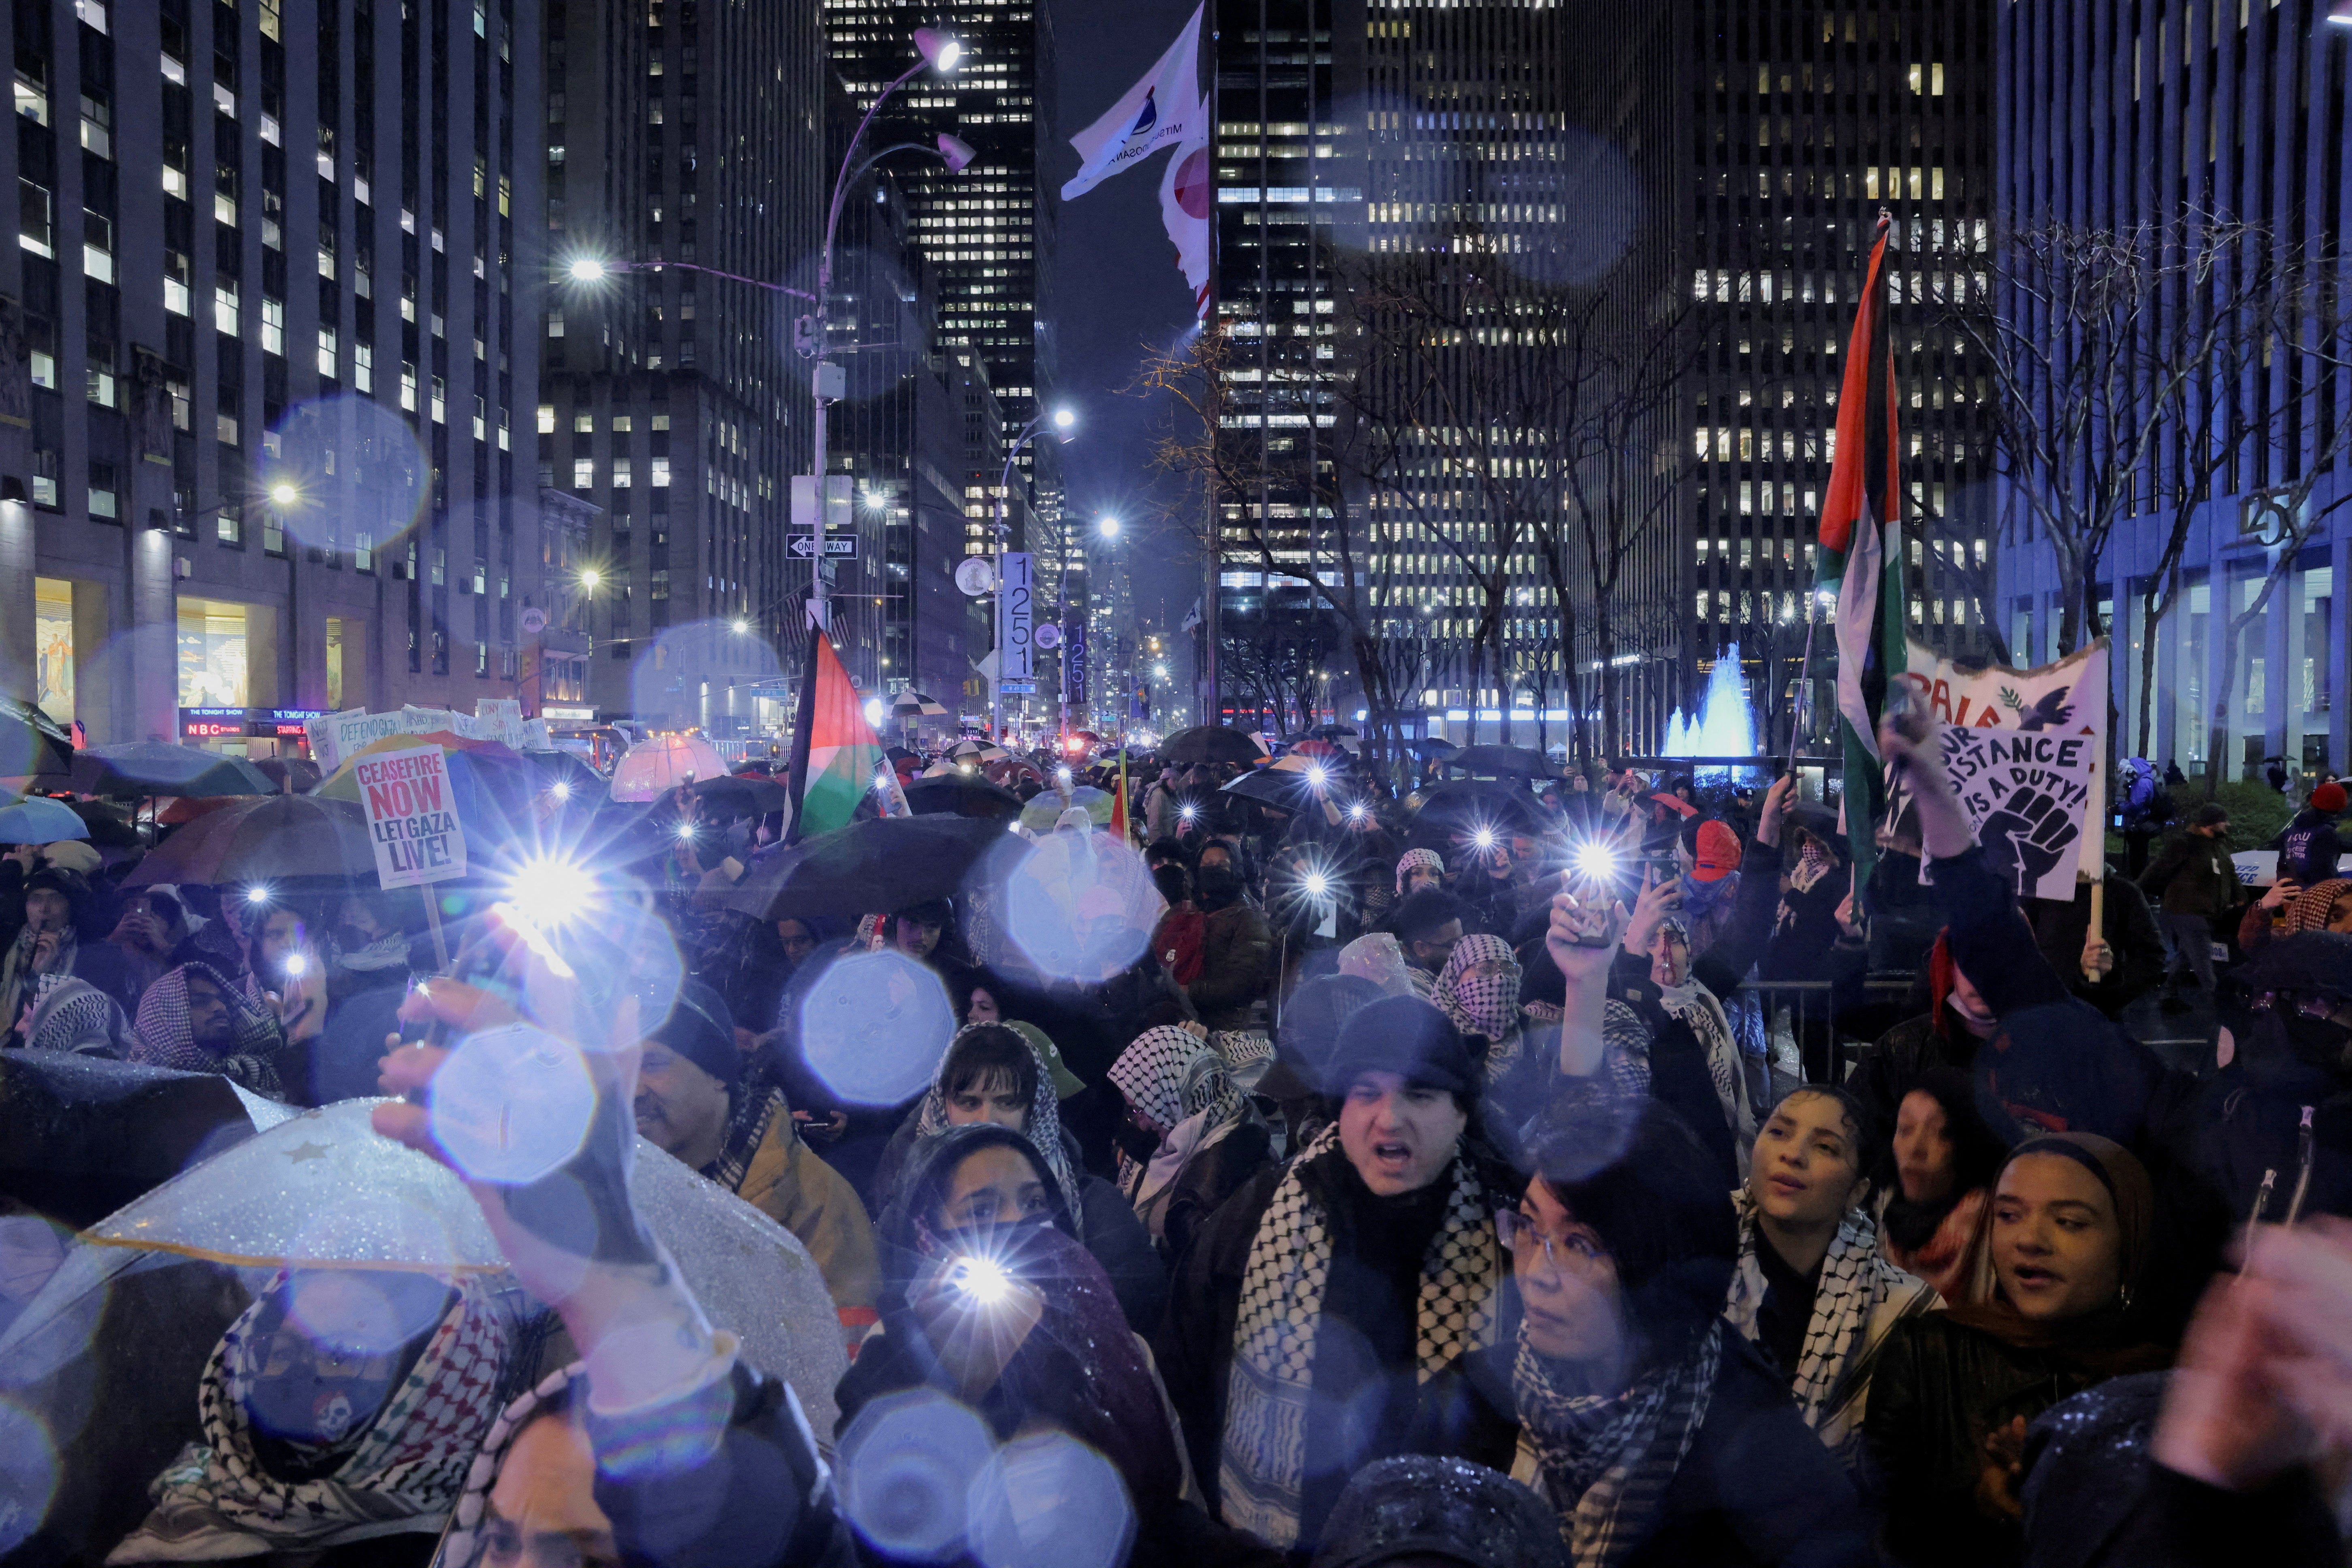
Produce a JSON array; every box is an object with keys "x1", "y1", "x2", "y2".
[
  {"x1": 1722, "y1": 1087, "x2": 1939, "y2": 1471},
  {"x1": 1874, "y1": 1067, "x2": 2005, "y2": 1302},
  {"x1": 871, "y1": 1021, "x2": 1165, "y2": 1333},
  {"x1": 1868, "y1": 1133, "x2": 2170, "y2": 1568},
  {"x1": 127, "y1": 960, "x2": 290, "y2": 1097},
  {"x1": 1505, "y1": 1100, "x2": 1872, "y2": 1566},
  {"x1": 106, "y1": 1270, "x2": 513, "y2": 1562},
  {"x1": 1107, "y1": 1024, "x2": 1271, "y2": 1257},
  {"x1": 1156, "y1": 995, "x2": 1517, "y2": 1555},
  {"x1": 1432, "y1": 933, "x2": 1528, "y2": 1081}
]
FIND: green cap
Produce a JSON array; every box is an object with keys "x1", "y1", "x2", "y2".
[{"x1": 1009, "y1": 1020, "x2": 1085, "y2": 1100}]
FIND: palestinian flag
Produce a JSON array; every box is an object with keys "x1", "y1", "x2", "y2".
[
  {"x1": 1817, "y1": 212, "x2": 1909, "y2": 876},
  {"x1": 785, "y1": 628, "x2": 908, "y2": 843}
]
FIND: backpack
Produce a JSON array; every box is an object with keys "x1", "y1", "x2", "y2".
[{"x1": 1154, "y1": 906, "x2": 1206, "y2": 985}]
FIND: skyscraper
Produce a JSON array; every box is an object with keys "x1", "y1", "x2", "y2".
[
  {"x1": 1673, "y1": 0, "x2": 1998, "y2": 753},
  {"x1": 539, "y1": 0, "x2": 823, "y2": 733},
  {"x1": 1993, "y1": 0, "x2": 2348, "y2": 777},
  {"x1": 0, "y1": 0, "x2": 555, "y2": 745}
]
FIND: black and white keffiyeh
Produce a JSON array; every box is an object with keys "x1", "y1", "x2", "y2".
[
  {"x1": 1651, "y1": 962, "x2": 1752, "y2": 1175},
  {"x1": 1721, "y1": 1189, "x2": 1937, "y2": 1464},
  {"x1": 1217, "y1": 1125, "x2": 1502, "y2": 1549},
  {"x1": 128, "y1": 961, "x2": 288, "y2": 1098},
  {"x1": 1434, "y1": 934, "x2": 1525, "y2": 1077},
  {"x1": 21, "y1": 975, "x2": 132, "y2": 1055},
  {"x1": 1513, "y1": 1317, "x2": 1723, "y2": 1567}
]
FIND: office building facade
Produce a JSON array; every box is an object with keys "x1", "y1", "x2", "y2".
[
  {"x1": 1993, "y1": 0, "x2": 2347, "y2": 777},
  {"x1": 2, "y1": 0, "x2": 555, "y2": 747},
  {"x1": 537, "y1": 0, "x2": 822, "y2": 733}
]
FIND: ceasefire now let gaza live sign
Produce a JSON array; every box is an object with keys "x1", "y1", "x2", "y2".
[{"x1": 355, "y1": 745, "x2": 469, "y2": 889}]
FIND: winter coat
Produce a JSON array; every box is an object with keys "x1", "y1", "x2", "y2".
[
  {"x1": 2272, "y1": 806, "x2": 2344, "y2": 884},
  {"x1": 1153, "y1": 1159, "x2": 1518, "y2": 1535},
  {"x1": 1189, "y1": 901, "x2": 1273, "y2": 1030},
  {"x1": 1156, "y1": 1115, "x2": 1274, "y2": 1265},
  {"x1": 1868, "y1": 1313, "x2": 2170, "y2": 1568},
  {"x1": 1508, "y1": 1332, "x2": 1876, "y2": 1568},
  {"x1": 2136, "y1": 831, "x2": 2242, "y2": 919},
  {"x1": 2023, "y1": 878, "x2": 2167, "y2": 1019},
  {"x1": 2017, "y1": 1372, "x2": 2342, "y2": 1568},
  {"x1": 2154, "y1": 1012, "x2": 2352, "y2": 1227},
  {"x1": 733, "y1": 1108, "x2": 882, "y2": 1331}
]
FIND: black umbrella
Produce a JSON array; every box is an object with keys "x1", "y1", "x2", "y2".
[
  {"x1": 1445, "y1": 744, "x2": 1555, "y2": 778},
  {"x1": 721, "y1": 814, "x2": 1012, "y2": 920},
  {"x1": 0, "y1": 695, "x2": 74, "y2": 782},
  {"x1": 1409, "y1": 780, "x2": 1547, "y2": 854},
  {"x1": 121, "y1": 795, "x2": 377, "y2": 887},
  {"x1": 1407, "y1": 737, "x2": 1459, "y2": 758},
  {"x1": 0, "y1": 1053, "x2": 271, "y2": 1229},
  {"x1": 683, "y1": 771, "x2": 792, "y2": 817},
  {"x1": 902, "y1": 772, "x2": 1026, "y2": 821},
  {"x1": 1159, "y1": 724, "x2": 1269, "y2": 766},
  {"x1": 1221, "y1": 768, "x2": 1319, "y2": 811},
  {"x1": 72, "y1": 742, "x2": 273, "y2": 800}
]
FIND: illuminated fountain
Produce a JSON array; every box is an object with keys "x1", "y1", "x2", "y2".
[{"x1": 1663, "y1": 642, "x2": 1758, "y2": 774}]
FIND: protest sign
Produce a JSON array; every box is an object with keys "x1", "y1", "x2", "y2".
[
  {"x1": 327, "y1": 710, "x2": 408, "y2": 767},
  {"x1": 303, "y1": 707, "x2": 367, "y2": 773},
  {"x1": 1883, "y1": 640, "x2": 2109, "y2": 901},
  {"x1": 2233, "y1": 850, "x2": 2281, "y2": 888},
  {"x1": 354, "y1": 744, "x2": 469, "y2": 890}
]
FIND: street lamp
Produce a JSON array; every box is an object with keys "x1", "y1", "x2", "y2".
[
  {"x1": 989, "y1": 406, "x2": 1078, "y2": 744},
  {"x1": 804, "y1": 29, "x2": 969, "y2": 633}
]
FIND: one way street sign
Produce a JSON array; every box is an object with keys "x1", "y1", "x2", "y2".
[{"x1": 790, "y1": 537, "x2": 858, "y2": 557}]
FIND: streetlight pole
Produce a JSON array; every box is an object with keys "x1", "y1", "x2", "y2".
[
  {"x1": 803, "y1": 28, "x2": 967, "y2": 633},
  {"x1": 990, "y1": 407, "x2": 1076, "y2": 745}
]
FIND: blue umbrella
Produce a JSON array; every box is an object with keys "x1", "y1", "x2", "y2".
[{"x1": 0, "y1": 795, "x2": 91, "y2": 844}]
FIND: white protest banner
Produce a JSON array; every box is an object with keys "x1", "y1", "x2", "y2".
[
  {"x1": 401, "y1": 705, "x2": 461, "y2": 736},
  {"x1": 329, "y1": 710, "x2": 408, "y2": 765},
  {"x1": 304, "y1": 707, "x2": 367, "y2": 772},
  {"x1": 1887, "y1": 639, "x2": 2109, "y2": 900},
  {"x1": 473, "y1": 699, "x2": 529, "y2": 750},
  {"x1": 354, "y1": 744, "x2": 469, "y2": 889},
  {"x1": 2234, "y1": 850, "x2": 2281, "y2": 888},
  {"x1": 520, "y1": 719, "x2": 554, "y2": 753}
]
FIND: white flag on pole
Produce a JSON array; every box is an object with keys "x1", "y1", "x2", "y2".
[
  {"x1": 1159, "y1": 100, "x2": 1213, "y2": 319},
  {"x1": 1061, "y1": 4, "x2": 1204, "y2": 200}
]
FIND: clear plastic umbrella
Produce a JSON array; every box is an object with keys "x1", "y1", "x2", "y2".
[
  {"x1": 609, "y1": 734, "x2": 731, "y2": 802},
  {"x1": 75, "y1": 1100, "x2": 846, "y2": 1428}
]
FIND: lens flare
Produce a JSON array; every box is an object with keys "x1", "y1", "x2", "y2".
[
  {"x1": 674, "y1": 821, "x2": 697, "y2": 841},
  {"x1": 967, "y1": 1432, "x2": 1134, "y2": 1568},
  {"x1": 1306, "y1": 765, "x2": 1327, "y2": 788},
  {"x1": 837, "y1": 1389, "x2": 994, "y2": 1561},
  {"x1": 1303, "y1": 872, "x2": 1329, "y2": 898},
  {"x1": 502, "y1": 855, "x2": 601, "y2": 931},
  {"x1": 282, "y1": 952, "x2": 307, "y2": 978},
  {"x1": 245, "y1": 886, "x2": 272, "y2": 905},
  {"x1": 1472, "y1": 827, "x2": 1497, "y2": 851},
  {"x1": 427, "y1": 1023, "x2": 597, "y2": 1185},
  {"x1": 950, "y1": 1255, "x2": 1012, "y2": 1306},
  {"x1": 798, "y1": 949, "x2": 958, "y2": 1106},
  {"x1": 551, "y1": 781, "x2": 572, "y2": 801},
  {"x1": 1346, "y1": 801, "x2": 1368, "y2": 822},
  {"x1": 1573, "y1": 842, "x2": 1619, "y2": 882}
]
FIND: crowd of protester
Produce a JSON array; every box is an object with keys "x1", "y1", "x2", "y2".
[{"x1": 2, "y1": 724, "x2": 2350, "y2": 1568}]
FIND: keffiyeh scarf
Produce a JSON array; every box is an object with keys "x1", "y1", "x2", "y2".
[
  {"x1": 1435, "y1": 934, "x2": 1525, "y2": 1077},
  {"x1": 440, "y1": 1361, "x2": 587, "y2": 1568},
  {"x1": 0, "y1": 922, "x2": 76, "y2": 1036},
  {"x1": 1394, "y1": 848, "x2": 1445, "y2": 897},
  {"x1": 21, "y1": 975, "x2": 132, "y2": 1056},
  {"x1": 912, "y1": 1023, "x2": 1085, "y2": 1240},
  {"x1": 1108, "y1": 1025, "x2": 1247, "y2": 1206},
  {"x1": 1652, "y1": 970, "x2": 1752, "y2": 1176},
  {"x1": 1218, "y1": 1125, "x2": 1502, "y2": 1549},
  {"x1": 128, "y1": 961, "x2": 288, "y2": 1099},
  {"x1": 702, "y1": 1082, "x2": 785, "y2": 1196},
  {"x1": 1513, "y1": 1318, "x2": 1723, "y2": 1567},
  {"x1": 107, "y1": 1275, "x2": 511, "y2": 1562},
  {"x1": 1721, "y1": 1191, "x2": 1937, "y2": 1464},
  {"x1": 1790, "y1": 839, "x2": 1836, "y2": 895}
]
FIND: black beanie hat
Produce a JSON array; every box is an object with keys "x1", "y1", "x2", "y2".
[
  {"x1": 649, "y1": 979, "x2": 741, "y2": 1086},
  {"x1": 1322, "y1": 995, "x2": 1476, "y2": 1100}
]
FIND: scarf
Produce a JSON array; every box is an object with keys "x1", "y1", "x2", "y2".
[
  {"x1": 1513, "y1": 1318, "x2": 1723, "y2": 1567},
  {"x1": 701, "y1": 1083, "x2": 784, "y2": 1196},
  {"x1": 108, "y1": 1275, "x2": 510, "y2": 1562},
  {"x1": 1394, "y1": 848, "x2": 1445, "y2": 898},
  {"x1": 1217, "y1": 1125, "x2": 1501, "y2": 1549},
  {"x1": 128, "y1": 961, "x2": 288, "y2": 1099},
  {"x1": 1721, "y1": 1191, "x2": 1937, "y2": 1464},
  {"x1": 1108, "y1": 1025, "x2": 1244, "y2": 1189},
  {"x1": 2285, "y1": 878, "x2": 2352, "y2": 935},
  {"x1": 1652, "y1": 977, "x2": 1752, "y2": 1172},
  {"x1": 912, "y1": 1023, "x2": 1084, "y2": 1242},
  {"x1": 0, "y1": 922, "x2": 76, "y2": 1034},
  {"x1": 1435, "y1": 934, "x2": 1523, "y2": 1044},
  {"x1": 21, "y1": 975, "x2": 132, "y2": 1056},
  {"x1": 440, "y1": 1361, "x2": 587, "y2": 1568},
  {"x1": 1790, "y1": 839, "x2": 1835, "y2": 895}
]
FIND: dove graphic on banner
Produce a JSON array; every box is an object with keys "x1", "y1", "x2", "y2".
[{"x1": 1061, "y1": 4, "x2": 1204, "y2": 200}]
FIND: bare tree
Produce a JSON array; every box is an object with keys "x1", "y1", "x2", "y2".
[{"x1": 1928, "y1": 214, "x2": 2313, "y2": 657}]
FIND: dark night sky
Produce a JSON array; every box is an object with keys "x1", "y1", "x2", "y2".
[{"x1": 1047, "y1": 0, "x2": 1208, "y2": 634}]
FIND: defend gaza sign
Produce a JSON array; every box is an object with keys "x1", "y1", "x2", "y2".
[{"x1": 355, "y1": 745, "x2": 469, "y2": 889}]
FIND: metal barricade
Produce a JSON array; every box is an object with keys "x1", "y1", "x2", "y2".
[{"x1": 1726, "y1": 974, "x2": 1922, "y2": 1085}]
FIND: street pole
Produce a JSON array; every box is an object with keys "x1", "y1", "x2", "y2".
[{"x1": 803, "y1": 30, "x2": 963, "y2": 633}]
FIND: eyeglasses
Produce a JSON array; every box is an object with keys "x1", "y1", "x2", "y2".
[{"x1": 1496, "y1": 1209, "x2": 1606, "y2": 1272}]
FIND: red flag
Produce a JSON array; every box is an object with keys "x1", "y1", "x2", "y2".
[{"x1": 1819, "y1": 214, "x2": 1901, "y2": 556}]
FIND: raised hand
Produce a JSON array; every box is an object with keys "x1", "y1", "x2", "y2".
[{"x1": 1618, "y1": 867, "x2": 1683, "y2": 958}]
